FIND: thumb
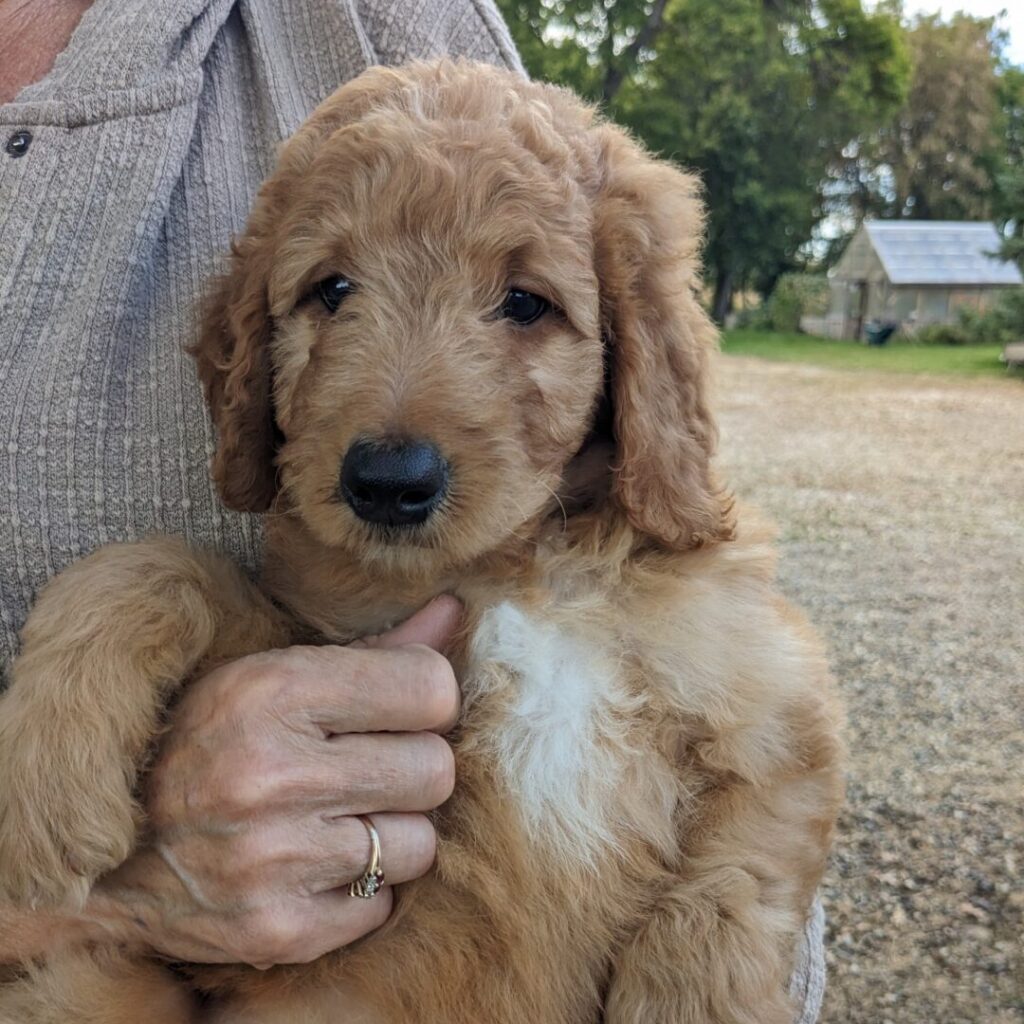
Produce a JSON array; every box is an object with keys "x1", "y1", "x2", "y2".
[{"x1": 351, "y1": 595, "x2": 464, "y2": 654}]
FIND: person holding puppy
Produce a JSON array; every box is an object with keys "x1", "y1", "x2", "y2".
[
  {"x1": 0, "y1": 1, "x2": 825, "y2": 1018},
  {"x1": 0, "y1": 0, "x2": 518, "y2": 975}
]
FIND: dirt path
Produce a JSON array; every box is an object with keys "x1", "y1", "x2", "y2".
[{"x1": 714, "y1": 356, "x2": 1024, "y2": 1024}]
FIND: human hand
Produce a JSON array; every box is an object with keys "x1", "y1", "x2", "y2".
[{"x1": 91, "y1": 596, "x2": 462, "y2": 969}]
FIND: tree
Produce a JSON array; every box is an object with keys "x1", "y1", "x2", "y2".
[
  {"x1": 496, "y1": 0, "x2": 909, "y2": 320},
  {"x1": 496, "y1": 1, "x2": 672, "y2": 103},
  {"x1": 618, "y1": 0, "x2": 909, "y2": 319},
  {"x1": 837, "y1": 14, "x2": 1003, "y2": 221},
  {"x1": 991, "y1": 67, "x2": 1024, "y2": 268}
]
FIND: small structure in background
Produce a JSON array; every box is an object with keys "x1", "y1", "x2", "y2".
[
  {"x1": 803, "y1": 221, "x2": 1023, "y2": 340},
  {"x1": 1003, "y1": 342, "x2": 1024, "y2": 371}
]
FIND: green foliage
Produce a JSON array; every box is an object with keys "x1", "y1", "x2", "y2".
[
  {"x1": 986, "y1": 288, "x2": 1024, "y2": 343},
  {"x1": 494, "y1": 3, "x2": 1024, "y2": 319},
  {"x1": 835, "y1": 14, "x2": 1006, "y2": 221},
  {"x1": 734, "y1": 274, "x2": 829, "y2": 331},
  {"x1": 894, "y1": 14, "x2": 1001, "y2": 219},
  {"x1": 991, "y1": 67, "x2": 1024, "y2": 268},
  {"x1": 495, "y1": 0, "x2": 909, "y2": 320},
  {"x1": 495, "y1": 1, "x2": 670, "y2": 101},
  {"x1": 1000, "y1": 234, "x2": 1024, "y2": 268},
  {"x1": 622, "y1": 0, "x2": 909, "y2": 318},
  {"x1": 912, "y1": 289, "x2": 1024, "y2": 346},
  {"x1": 764, "y1": 273, "x2": 829, "y2": 332},
  {"x1": 912, "y1": 322, "x2": 976, "y2": 346},
  {"x1": 732, "y1": 304, "x2": 774, "y2": 330}
]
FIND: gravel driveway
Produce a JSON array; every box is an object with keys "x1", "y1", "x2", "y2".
[{"x1": 714, "y1": 356, "x2": 1023, "y2": 1024}]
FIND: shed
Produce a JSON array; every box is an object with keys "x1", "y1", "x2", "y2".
[{"x1": 804, "y1": 221, "x2": 1023, "y2": 340}]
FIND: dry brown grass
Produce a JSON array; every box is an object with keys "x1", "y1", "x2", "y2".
[{"x1": 715, "y1": 356, "x2": 1024, "y2": 1024}]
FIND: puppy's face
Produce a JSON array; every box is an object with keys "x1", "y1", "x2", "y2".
[
  {"x1": 194, "y1": 63, "x2": 731, "y2": 577},
  {"x1": 265, "y1": 119, "x2": 604, "y2": 574}
]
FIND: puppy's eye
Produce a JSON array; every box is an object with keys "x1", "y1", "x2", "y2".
[
  {"x1": 317, "y1": 275, "x2": 355, "y2": 313},
  {"x1": 499, "y1": 289, "x2": 549, "y2": 326}
]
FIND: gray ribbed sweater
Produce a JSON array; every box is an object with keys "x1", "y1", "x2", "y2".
[
  {"x1": 0, "y1": 3, "x2": 825, "y2": 1014},
  {"x1": 0, "y1": 0, "x2": 521, "y2": 674}
]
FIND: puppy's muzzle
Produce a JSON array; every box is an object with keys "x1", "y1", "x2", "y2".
[{"x1": 340, "y1": 439, "x2": 449, "y2": 527}]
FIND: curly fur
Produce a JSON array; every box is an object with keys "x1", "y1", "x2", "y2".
[{"x1": 0, "y1": 61, "x2": 842, "y2": 1023}]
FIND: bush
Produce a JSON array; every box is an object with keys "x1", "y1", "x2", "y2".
[
  {"x1": 913, "y1": 322, "x2": 975, "y2": 346},
  {"x1": 731, "y1": 303, "x2": 773, "y2": 330},
  {"x1": 765, "y1": 273, "x2": 830, "y2": 333},
  {"x1": 980, "y1": 288, "x2": 1024, "y2": 346},
  {"x1": 915, "y1": 288, "x2": 1024, "y2": 346},
  {"x1": 728, "y1": 274, "x2": 830, "y2": 332}
]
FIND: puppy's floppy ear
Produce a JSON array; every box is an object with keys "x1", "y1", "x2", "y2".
[
  {"x1": 593, "y1": 128, "x2": 734, "y2": 550},
  {"x1": 189, "y1": 183, "x2": 283, "y2": 513}
]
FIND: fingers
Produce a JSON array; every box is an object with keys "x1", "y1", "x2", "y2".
[
  {"x1": 239, "y1": 886, "x2": 395, "y2": 970},
  {"x1": 147, "y1": 812, "x2": 436, "y2": 900},
  {"x1": 164, "y1": 597, "x2": 463, "y2": 740},
  {"x1": 103, "y1": 811, "x2": 432, "y2": 968},
  {"x1": 275, "y1": 886, "x2": 394, "y2": 966},
  {"x1": 353, "y1": 594, "x2": 464, "y2": 653},
  {"x1": 242, "y1": 812, "x2": 436, "y2": 895},
  {"x1": 251, "y1": 731, "x2": 455, "y2": 818},
  {"x1": 287, "y1": 644, "x2": 460, "y2": 735},
  {"x1": 121, "y1": 596, "x2": 465, "y2": 969},
  {"x1": 324, "y1": 731, "x2": 456, "y2": 813},
  {"x1": 323, "y1": 812, "x2": 435, "y2": 888},
  {"x1": 109, "y1": 869, "x2": 396, "y2": 969}
]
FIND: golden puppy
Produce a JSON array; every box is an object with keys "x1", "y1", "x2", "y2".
[{"x1": 0, "y1": 61, "x2": 843, "y2": 1023}]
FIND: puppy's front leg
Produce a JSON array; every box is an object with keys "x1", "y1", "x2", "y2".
[
  {"x1": 0, "y1": 949, "x2": 195, "y2": 1024},
  {"x1": 0, "y1": 537, "x2": 288, "y2": 907},
  {"x1": 604, "y1": 768, "x2": 840, "y2": 1024}
]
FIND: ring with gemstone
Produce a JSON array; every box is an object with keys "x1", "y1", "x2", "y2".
[{"x1": 348, "y1": 815, "x2": 385, "y2": 899}]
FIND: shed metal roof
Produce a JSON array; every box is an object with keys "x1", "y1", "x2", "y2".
[{"x1": 863, "y1": 221, "x2": 1023, "y2": 286}]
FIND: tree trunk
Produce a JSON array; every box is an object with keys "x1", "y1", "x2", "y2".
[
  {"x1": 711, "y1": 267, "x2": 735, "y2": 326},
  {"x1": 601, "y1": 0, "x2": 670, "y2": 105}
]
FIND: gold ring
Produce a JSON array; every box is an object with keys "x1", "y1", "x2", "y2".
[{"x1": 348, "y1": 815, "x2": 385, "y2": 899}]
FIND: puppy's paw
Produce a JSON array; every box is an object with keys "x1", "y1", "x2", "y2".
[
  {"x1": 0, "y1": 700, "x2": 140, "y2": 907},
  {"x1": 0, "y1": 539, "x2": 240, "y2": 909}
]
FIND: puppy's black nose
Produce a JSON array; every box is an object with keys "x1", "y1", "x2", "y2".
[{"x1": 340, "y1": 440, "x2": 449, "y2": 527}]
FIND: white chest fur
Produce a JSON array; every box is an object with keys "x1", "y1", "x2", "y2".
[{"x1": 467, "y1": 602, "x2": 652, "y2": 866}]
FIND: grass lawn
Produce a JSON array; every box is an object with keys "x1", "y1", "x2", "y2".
[{"x1": 720, "y1": 328, "x2": 1016, "y2": 379}]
